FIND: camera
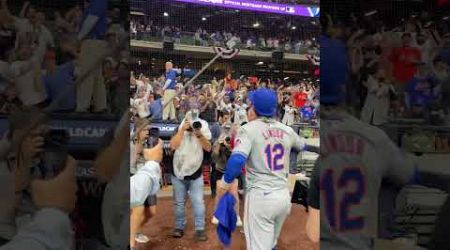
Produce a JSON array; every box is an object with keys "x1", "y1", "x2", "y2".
[
  {"x1": 192, "y1": 121, "x2": 202, "y2": 130},
  {"x1": 225, "y1": 136, "x2": 231, "y2": 143},
  {"x1": 38, "y1": 129, "x2": 70, "y2": 179},
  {"x1": 145, "y1": 127, "x2": 160, "y2": 148}
]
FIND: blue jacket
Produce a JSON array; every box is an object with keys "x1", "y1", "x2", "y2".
[{"x1": 214, "y1": 192, "x2": 237, "y2": 247}]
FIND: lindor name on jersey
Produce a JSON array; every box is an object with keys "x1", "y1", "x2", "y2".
[
  {"x1": 321, "y1": 133, "x2": 366, "y2": 156},
  {"x1": 262, "y1": 128, "x2": 285, "y2": 140}
]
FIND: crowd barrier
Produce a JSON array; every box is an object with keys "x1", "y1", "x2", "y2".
[{"x1": 378, "y1": 122, "x2": 449, "y2": 247}]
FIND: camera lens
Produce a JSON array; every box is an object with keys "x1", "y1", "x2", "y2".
[
  {"x1": 225, "y1": 137, "x2": 231, "y2": 143},
  {"x1": 192, "y1": 121, "x2": 202, "y2": 130}
]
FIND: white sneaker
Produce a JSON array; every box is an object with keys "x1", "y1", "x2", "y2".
[
  {"x1": 236, "y1": 216, "x2": 243, "y2": 227},
  {"x1": 135, "y1": 233, "x2": 150, "y2": 243},
  {"x1": 211, "y1": 216, "x2": 219, "y2": 225}
]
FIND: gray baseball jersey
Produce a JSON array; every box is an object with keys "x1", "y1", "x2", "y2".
[
  {"x1": 233, "y1": 117, "x2": 306, "y2": 250},
  {"x1": 233, "y1": 117, "x2": 306, "y2": 191},
  {"x1": 317, "y1": 112, "x2": 415, "y2": 250}
]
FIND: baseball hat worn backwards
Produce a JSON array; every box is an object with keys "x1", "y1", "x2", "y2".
[{"x1": 248, "y1": 88, "x2": 277, "y2": 117}]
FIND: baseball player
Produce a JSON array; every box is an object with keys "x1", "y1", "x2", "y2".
[
  {"x1": 217, "y1": 88, "x2": 319, "y2": 250},
  {"x1": 307, "y1": 33, "x2": 450, "y2": 250}
]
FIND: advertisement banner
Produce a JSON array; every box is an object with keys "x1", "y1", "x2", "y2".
[{"x1": 172, "y1": 0, "x2": 319, "y2": 17}]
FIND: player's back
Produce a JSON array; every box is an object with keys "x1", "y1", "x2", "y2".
[
  {"x1": 319, "y1": 112, "x2": 414, "y2": 250},
  {"x1": 235, "y1": 118, "x2": 302, "y2": 192}
]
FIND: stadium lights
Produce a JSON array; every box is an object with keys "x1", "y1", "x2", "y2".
[
  {"x1": 292, "y1": 26, "x2": 297, "y2": 30},
  {"x1": 284, "y1": 77, "x2": 290, "y2": 80},
  {"x1": 311, "y1": 21, "x2": 317, "y2": 25},
  {"x1": 253, "y1": 22, "x2": 260, "y2": 28},
  {"x1": 202, "y1": 17, "x2": 206, "y2": 21},
  {"x1": 256, "y1": 61, "x2": 264, "y2": 65},
  {"x1": 163, "y1": 12, "x2": 169, "y2": 17},
  {"x1": 443, "y1": 16, "x2": 449, "y2": 20}
]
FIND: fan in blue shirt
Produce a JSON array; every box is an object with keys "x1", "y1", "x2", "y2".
[
  {"x1": 78, "y1": 0, "x2": 108, "y2": 41},
  {"x1": 43, "y1": 57, "x2": 76, "y2": 112},
  {"x1": 149, "y1": 94, "x2": 163, "y2": 121}
]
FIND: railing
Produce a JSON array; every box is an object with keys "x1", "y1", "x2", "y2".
[
  {"x1": 291, "y1": 123, "x2": 319, "y2": 175},
  {"x1": 378, "y1": 122, "x2": 450, "y2": 247},
  {"x1": 130, "y1": 31, "x2": 319, "y2": 55}
]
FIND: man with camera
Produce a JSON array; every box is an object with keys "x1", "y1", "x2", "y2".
[
  {"x1": 0, "y1": 107, "x2": 76, "y2": 249},
  {"x1": 169, "y1": 109, "x2": 212, "y2": 242},
  {"x1": 211, "y1": 122, "x2": 243, "y2": 227}
]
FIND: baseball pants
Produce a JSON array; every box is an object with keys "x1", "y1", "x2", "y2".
[
  {"x1": 75, "y1": 39, "x2": 108, "y2": 112},
  {"x1": 162, "y1": 89, "x2": 176, "y2": 120},
  {"x1": 244, "y1": 188, "x2": 291, "y2": 250}
]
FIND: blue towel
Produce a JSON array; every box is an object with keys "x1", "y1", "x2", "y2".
[{"x1": 214, "y1": 192, "x2": 237, "y2": 247}]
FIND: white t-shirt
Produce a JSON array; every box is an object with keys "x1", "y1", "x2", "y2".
[
  {"x1": 10, "y1": 61, "x2": 47, "y2": 106},
  {"x1": 233, "y1": 103, "x2": 248, "y2": 125},
  {"x1": 132, "y1": 98, "x2": 150, "y2": 118},
  {"x1": 219, "y1": 101, "x2": 233, "y2": 113},
  {"x1": 173, "y1": 118, "x2": 212, "y2": 179},
  {"x1": 10, "y1": 32, "x2": 49, "y2": 106}
]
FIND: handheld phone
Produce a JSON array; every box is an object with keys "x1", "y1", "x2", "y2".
[
  {"x1": 146, "y1": 127, "x2": 160, "y2": 148},
  {"x1": 38, "y1": 129, "x2": 69, "y2": 179}
]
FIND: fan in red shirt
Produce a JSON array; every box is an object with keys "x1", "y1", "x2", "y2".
[
  {"x1": 389, "y1": 33, "x2": 422, "y2": 84},
  {"x1": 224, "y1": 73, "x2": 238, "y2": 91},
  {"x1": 293, "y1": 86, "x2": 308, "y2": 108}
]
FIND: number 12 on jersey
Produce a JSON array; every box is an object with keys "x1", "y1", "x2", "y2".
[
  {"x1": 321, "y1": 167, "x2": 366, "y2": 232},
  {"x1": 264, "y1": 143, "x2": 285, "y2": 171}
]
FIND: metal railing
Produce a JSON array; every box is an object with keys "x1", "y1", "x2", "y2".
[{"x1": 130, "y1": 31, "x2": 319, "y2": 55}]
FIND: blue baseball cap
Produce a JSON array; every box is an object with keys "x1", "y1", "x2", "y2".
[
  {"x1": 248, "y1": 88, "x2": 277, "y2": 117},
  {"x1": 320, "y1": 35, "x2": 349, "y2": 105}
]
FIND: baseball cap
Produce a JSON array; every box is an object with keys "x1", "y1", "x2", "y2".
[
  {"x1": 248, "y1": 88, "x2": 277, "y2": 117},
  {"x1": 320, "y1": 35, "x2": 349, "y2": 105}
]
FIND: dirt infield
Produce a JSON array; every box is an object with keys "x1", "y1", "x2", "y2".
[{"x1": 138, "y1": 195, "x2": 319, "y2": 250}]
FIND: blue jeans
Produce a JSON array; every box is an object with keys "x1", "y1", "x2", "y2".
[{"x1": 171, "y1": 175, "x2": 205, "y2": 230}]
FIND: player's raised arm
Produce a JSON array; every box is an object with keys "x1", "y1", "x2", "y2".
[
  {"x1": 380, "y1": 130, "x2": 417, "y2": 186},
  {"x1": 381, "y1": 133, "x2": 450, "y2": 192},
  {"x1": 292, "y1": 129, "x2": 319, "y2": 154}
]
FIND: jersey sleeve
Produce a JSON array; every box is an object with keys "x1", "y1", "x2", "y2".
[
  {"x1": 308, "y1": 160, "x2": 320, "y2": 209},
  {"x1": 381, "y1": 134, "x2": 415, "y2": 185},
  {"x1": 232, "y1": 126, "x2": 252, "y2": 157},
  {"x1": 292, "y1": 129, "x2": 306, "y2": 152}
]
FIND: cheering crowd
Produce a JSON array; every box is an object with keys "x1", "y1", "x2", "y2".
[
  {"x1": 0, "y1": 0, "x2": 132, "y2": 249},
  {"x1": 0, "y1": 0, "x2": 129, "y2": 115},
  {"x1": 130, "y1": 64, "x2": 320, "y2": 126},
  {"x1": 129, "y1": 60, "x2": 319, "y2": 248},
  {"x1": 130, "y1": 18, "x2": 319, "y2": 55},
  {"x1": 331, "y1": 11, "x2": 450, "y2": 125}
]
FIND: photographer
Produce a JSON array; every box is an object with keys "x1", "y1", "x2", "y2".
[
  {"x1": 210, "y1": 124, "x2": 242, "y2": 227},
  {"x1": 169, "y1": 109, "x2": 212, "y2": 242},
  {"x1": 129, "y1": 118, "x2": 158, "y2": 247},
  {"x1": 0, "y1": 107, "x2": 77, "y2": 249},
  {"x1": 209, "y1": 111, "x2": 231, "y2": 197}
]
